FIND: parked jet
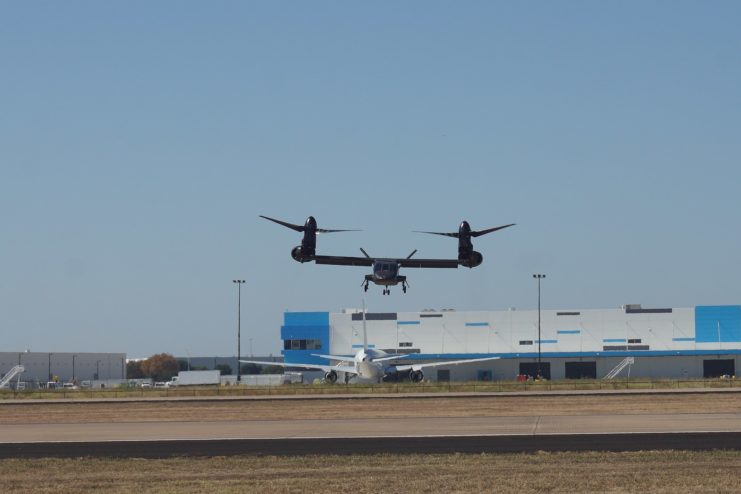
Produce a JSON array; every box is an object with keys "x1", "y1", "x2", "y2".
[
  {"x1": 260, "y1": 215, "x2": 514, "y2": 294},
  {"x1": 240, "y1": 307, "x2": 500, "y2": 383}
]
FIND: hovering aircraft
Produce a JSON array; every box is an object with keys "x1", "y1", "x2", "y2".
[
  {"x1": 240, "y1": 306, "x2": 500, "y2": 383},
  {"x1": 260, "y1": 215, "x2": 515, "y2": 294}
]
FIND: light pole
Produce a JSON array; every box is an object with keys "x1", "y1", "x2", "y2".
[
  {"x1": 95, "y1": 360, "x2": 101, "y2": 380},
  {"x1": 72, "y1": 354, "x2": 76, "y2": 383},
  {"x1": 233, "y1": 279, "x2": 245, "y2": 383},
  {"x1": 533, "y1": 274, "x2": 546, "y2": 378},
  {"x1": 48, "y1": 353, "x2": 52, "y2": 382}
]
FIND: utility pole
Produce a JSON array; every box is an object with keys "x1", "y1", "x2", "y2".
[
  {"x1": 233, "y1": 280, "x2": 245, "y2": 383},
  {"x1": 533, "y1": 274, "x2": 546, "y2": 378}
]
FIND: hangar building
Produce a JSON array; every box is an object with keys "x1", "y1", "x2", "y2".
[
  {"x1": 280, "y1": 304, "x2": 741, "y2": 381},
  {"x1": 0, "y1": 352, "x2": 126, "y2": 384}
]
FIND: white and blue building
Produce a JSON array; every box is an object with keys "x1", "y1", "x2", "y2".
[{"x1": 281, "y1": 304, "x2": 741, "y2": 381}]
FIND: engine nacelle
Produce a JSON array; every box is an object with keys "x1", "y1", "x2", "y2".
[
  {"x1": 410, "y1": 370, "x2": 424, "y2": 383},
  {"x1": 324, "y1": 370, "x2": 338, "y2": 384},
  {"x1": 460, "y1": 250, "x2": 483, "y2": 268},
  {"x1": 291, "y1": 245, "x2": 311, "y2": 263}
]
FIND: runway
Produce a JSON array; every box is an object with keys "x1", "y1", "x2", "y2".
[{"x1": 2, "y1": 412, "x2": 741, "y2": 458}]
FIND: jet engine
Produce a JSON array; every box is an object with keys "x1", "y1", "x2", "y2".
[
  {"x1": 324, "y1": 370, "x2": 338, "y2": 384},
  {"x1": 409, "y1": 370, "x2": 424, "y2": 383}
]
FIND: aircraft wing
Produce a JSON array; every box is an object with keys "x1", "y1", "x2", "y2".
[
  {"x1": 311, "y1": 354, "x2": 356, "y2": 362},
  {"x1": 398, "y1": 258, "x2": 459, "y2": 268},
  {"x1": 371, "y1": 354, "x2": 410, "y2": 363},
  {"x1": 393, "y1": 356, "x2": 500, "y2": 372},
  {"x1": 313, "y1": 255, "x2": 373, "y2": 267},
  {"x1": 239, "y1": 359, "x2": 357, "y2": 375}
]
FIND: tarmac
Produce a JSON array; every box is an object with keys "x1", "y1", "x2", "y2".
[{"x1": 2, "y1": 387, "x2": 740, "y2": 458}]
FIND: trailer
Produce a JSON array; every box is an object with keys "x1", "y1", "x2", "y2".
[{"x1": 167, "y1": 370, "x2": 220, "y2": 386}]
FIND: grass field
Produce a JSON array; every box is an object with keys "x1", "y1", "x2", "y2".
[
  {"x1": 2, "y1": 378, "x2": 740, "y2": 401},
  {"x1": 3, "y1": 451, "x2": 741, "y2": 493},
  {"x1": 2, "y1": 392, "x2": 741, "y2": 423}
]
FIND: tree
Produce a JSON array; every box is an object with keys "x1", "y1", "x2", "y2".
[
  {"x1": 261, "y1": 365, "x2": 284, "y2": 375},
  {"x1": 241, "y1": 363, "x2": 261, "y2": 375},
  {"x1": 215, "y1": 364, "x2": 232, "y2": 376},
  {"x1": 126, "y1": 360, "x2": 144, "y2": 379},
  {"x1": 140, "y1": 353, "x2": 179, "y2": 381}
]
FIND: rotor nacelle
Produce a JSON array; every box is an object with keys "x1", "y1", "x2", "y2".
[
  {"x1": 291, "y1": 245, "x2": 313, "y2": 263},
  {"x1": 460, "y1": 250, "x2": 483, "y2": 268}
]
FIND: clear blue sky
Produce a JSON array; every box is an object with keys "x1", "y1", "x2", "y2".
[{"x1": 1, "y1": 2, "x2": 740, "y2": 358}]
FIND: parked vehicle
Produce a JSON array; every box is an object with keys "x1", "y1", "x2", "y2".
[{"x1": 167, "y1": 370, "x2": 220, "y2": 386}]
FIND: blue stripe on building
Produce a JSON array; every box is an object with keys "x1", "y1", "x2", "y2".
[
  {"x1": 536, "y1": 339, "x2": 558, "y2": 344},
  {"x1": 603, "y1": 338, "x2": 627, "y2": 343},
  {"x1": 465, "y1": 322, "x2": 489, "y2": 327},
  {"x1": 397, "y1": 321, "x2": 420, "y2": 325},
  {"x1": 281, "y1": 312, "x2": 330, "y2": 365},
  {"x1": 695, "y1": 305, "x2": 741, "y2": 343},
  {"x1": 672, "y1": 337, "x2": 695, "y2": 342},
  {"x1": 557, "y1": 330, "x2": 580, "y2": 334}
]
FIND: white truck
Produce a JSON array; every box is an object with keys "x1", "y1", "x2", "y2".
[{"x1": 167, "y1": 370, "x2": 221, "y2": 387}]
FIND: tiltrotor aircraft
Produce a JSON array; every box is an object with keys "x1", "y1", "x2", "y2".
[{"x1": 260, "y1": 215, "x2": 514, "y2": 295}]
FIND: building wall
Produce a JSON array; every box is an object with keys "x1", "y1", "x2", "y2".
[
  {"x1": 280, "y1": 304, "x2": 741, "y2": 381},
  {"x1": 0, "y1": 352, "x2": 126, "y2": 383}
]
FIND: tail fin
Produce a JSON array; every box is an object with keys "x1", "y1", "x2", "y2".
[{"x1": 362, "y1": 299, "x2": 368, "y2": 351}]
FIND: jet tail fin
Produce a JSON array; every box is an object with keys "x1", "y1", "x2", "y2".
[{"x1": 362, "y1": 299, "x2": 368, "y2": 351}]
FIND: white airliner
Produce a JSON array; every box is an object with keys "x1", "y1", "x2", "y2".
[{"x1": 240, "y1": 308, "x2": 499, "y2": 383}]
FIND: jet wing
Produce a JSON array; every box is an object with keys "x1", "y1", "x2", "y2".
[
  {"x1": 370, "y1": 354, "x2": 410, "y2": 363},
  {"x1": 393, "y1": 356, "x2": 500, "y2": 372},
  {"x1": 313, "y1": 255, "x2": 374, "y2": 267},
  {"x1": 239, "y1": 359, "x2": 357, "y2": 375},
  {"x1": 398, "y1": 258, "x2": 459, "y2": 268},
  {"x1": 311, "y1": 354, "x2": 356, "y2": 362}
]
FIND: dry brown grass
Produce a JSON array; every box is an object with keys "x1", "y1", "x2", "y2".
[
  {"x1": 2, "y1": 393, "x2": 741, "y2": 424},
  {"x1": 2, "y1": 450, "x2": 741, "y2": 493}
]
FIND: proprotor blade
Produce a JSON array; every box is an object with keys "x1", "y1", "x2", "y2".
[
  {"x1": 413, "y1": 230, "x2": 460, "y2": 238},
  {"x1": 260, "y1": 215, "x2": 361, "y2": 233},
  {"x1": 470, "y1": 223, "x2": 516, "y2": 237},
  {"x1": 259, "y1": 215, "x2": 305, "y2": 232},
  {"x1": 316, "y1": 227, "x2": 362, "y2": 233}
]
